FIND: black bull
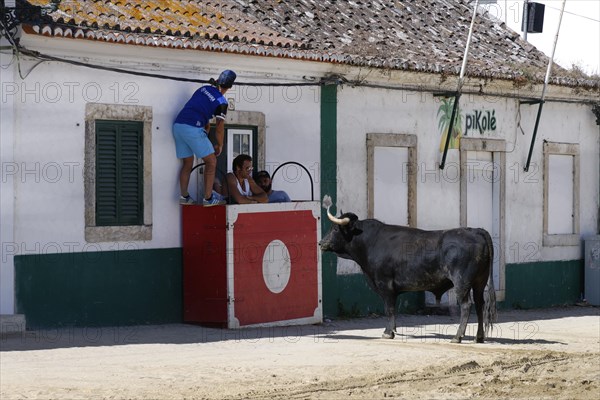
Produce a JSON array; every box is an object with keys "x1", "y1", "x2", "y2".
[{"x1": 319, "y1": 203, "x2": 497, "y2": 343}]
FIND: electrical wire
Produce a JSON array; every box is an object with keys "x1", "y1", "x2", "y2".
[
  {"x1": 13, "y1": 45, "x2": 598, "y2": 104},
  {"x1": 14, "y1": 46, "x2": 45, "y2": 78},
  {"x1": 2, "y1": 13, "x2": 596, "y2": 104},
  {"x1": 16, "y1": 46, "x2": 330, "y2": 87},
  {"x1": 0, "y1": 50, "x2": 16, "y2": 69},
  {"x1": 545, "y1": 4, "x2": 600, "y2": 23}
]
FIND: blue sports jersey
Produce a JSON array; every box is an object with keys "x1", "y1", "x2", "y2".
[
  {"x1": 174, "y1": 85, "x2": 228, "y2": 127},
  {"x1": 268, "y1": 190, "x2": 291, "y2": 203}
]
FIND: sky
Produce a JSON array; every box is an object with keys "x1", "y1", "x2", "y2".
[{"x1": 480, "y1": 0, "x2": 600, "y2": 75}]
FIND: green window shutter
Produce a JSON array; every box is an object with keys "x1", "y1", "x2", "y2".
[{"x1": 96, "y1": 120, "x2": 144, "y2": 226}]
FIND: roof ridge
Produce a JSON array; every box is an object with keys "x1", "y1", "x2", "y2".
[{"x1": 16, "y1": 0, "x2": 600, "y2": 88}]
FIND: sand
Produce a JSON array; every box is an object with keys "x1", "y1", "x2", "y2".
[{"x1": 1, "y1": 306, "x2": 599, "y2": 399}]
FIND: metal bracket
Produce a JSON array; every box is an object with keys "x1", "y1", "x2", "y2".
[
  {"x1": 520, "y1": 99, "x2": 543, "y2": 105},
  {"x1": 433, "y1": 91, "x2": 457, "y2": 98}
]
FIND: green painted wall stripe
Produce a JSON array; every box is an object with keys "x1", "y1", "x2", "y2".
[
  {"x1": 15, "y1": 248, "x2": 182, "y2": 328},
  {"x1": 12, "y1": 245, "x2": 583, "y2": 328},
  {"x1": 320, "y1": 84, "x2": 339, "y2": 318},
  {"x1": 504, "y1": 260, "x2": 583, "y2": 309}
]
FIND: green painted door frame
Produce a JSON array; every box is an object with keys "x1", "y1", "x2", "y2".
[
  {"x1": 320, "y1": 84, "x2": 339, "y2": 317},
  {"x1": 319, "y1": 84, "x2": 423, "y2": 318}
]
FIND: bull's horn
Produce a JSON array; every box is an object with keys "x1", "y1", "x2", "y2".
[{"x1": 327, "y1": 206, "x2": 350, "y2": 226}]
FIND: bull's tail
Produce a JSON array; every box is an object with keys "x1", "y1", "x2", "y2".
[{"x1": 483, "y1": 230, "x2": 497, "y2": 337}]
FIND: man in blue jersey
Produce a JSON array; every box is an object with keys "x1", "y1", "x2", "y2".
[{"x1": 172, "y1": 69, "x2": 236, "y2": 206}]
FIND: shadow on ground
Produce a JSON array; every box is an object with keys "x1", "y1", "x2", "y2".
[{"x1": 1, "y1": 306, "x2": 596, "y2": 352}]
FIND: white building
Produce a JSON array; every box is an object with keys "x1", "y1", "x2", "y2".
[{"x1": 1, "y1": 0, "x2": 598, "y2": 329}]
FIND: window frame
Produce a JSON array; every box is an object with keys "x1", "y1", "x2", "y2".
[
  {"x1": 366, "y1": 133, "x2": 418, "y2": 227},
  {"x1": 85, "y1": 103, "x2": 153, "y2": 243},
  {"x1": 225, "y1": 110, "x2": 265, "y2": 169},
  {"x1": 212, "y1": 124, "x2": 259, "y2": 178},
  {"x1": 95, "y1": 119, "x2": 144, "y2": 227},
  {"x1": 543, "y1": 141, "x2": 580, "y2": 247},
  {"x1": 226, "y1": 126, "x2": 257, "y2": 164}
]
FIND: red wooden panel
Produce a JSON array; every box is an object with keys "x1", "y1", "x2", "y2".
[
  {"x1": 232, "y1": 210, "x2": 319, "y2": 326},
  {"x1": 182, "y1": 205, "x2": 227, "y2": 325}
]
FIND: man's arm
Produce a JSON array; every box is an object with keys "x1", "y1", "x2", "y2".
[
  {"x1": 247, "y1": 178, "x2": 268, "y2": 203},
  {"x1": 213, "y1": 118, "x2": 225, "y2": 156}
]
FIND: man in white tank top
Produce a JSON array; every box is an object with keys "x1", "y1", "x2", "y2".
[{"x1": 225, "y1": 154, "x2": 268, "y2": 204}]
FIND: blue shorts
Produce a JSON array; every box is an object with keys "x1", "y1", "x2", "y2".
[{"x1": 172, "y1": 123, "x2": 214, "y2": 159}]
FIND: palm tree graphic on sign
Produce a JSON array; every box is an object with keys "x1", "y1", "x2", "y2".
[{"x1": 438, "y1": 98, "x2": 463, "y2": 151}]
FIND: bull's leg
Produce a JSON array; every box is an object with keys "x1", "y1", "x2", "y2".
[
  {"x1": 381, "y1": 293, "x2": 396, "y2": 339},
  {"x1": 452, "y1": 289, "x2": 472, "y2": 343},
  {"x1": 473, "y1": 286, "x2": 485, "y2": 343}
]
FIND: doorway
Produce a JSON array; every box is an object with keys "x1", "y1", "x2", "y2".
[{"x1": 460, "y1": 138, "x2": 506, "y2": 301}]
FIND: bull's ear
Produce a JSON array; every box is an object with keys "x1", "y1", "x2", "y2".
[
  {"x1": 351, "y1": 220, "x2": 363, "y2": 236},
  {"x1": 342, "y1": 219, "x2": 362, "y2": 237},
  {"x1": 340, "y1": 219, "x2": 357, "y2": 241}
]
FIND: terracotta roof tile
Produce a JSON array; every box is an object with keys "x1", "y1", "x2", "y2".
[
  {"x1": 26, "y1": 0, "x2": 303, "y2": 47},
  {"x1": 19, "y1": 0, "x2": 600, "y2": 88}
]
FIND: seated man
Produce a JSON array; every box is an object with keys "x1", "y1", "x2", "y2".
[
  {"x1": 225, "y1": 154, "x2": 268, "y2": 204},
  {"x1": 256, "y1": 170, "x2": 291, "y2": 203}
]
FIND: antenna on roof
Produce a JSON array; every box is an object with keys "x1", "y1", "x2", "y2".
[{"x1": 439, "y1": 0, "x2": 480, "y2": 170}]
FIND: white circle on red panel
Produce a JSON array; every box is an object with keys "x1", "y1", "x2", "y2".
[{"x1": 262, "y1": 239, "x2": 291, "y2": 294}]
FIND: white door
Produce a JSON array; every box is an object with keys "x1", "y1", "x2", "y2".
[{"x1": 466, "y1": 151, "x2": 500, "y2": 288}]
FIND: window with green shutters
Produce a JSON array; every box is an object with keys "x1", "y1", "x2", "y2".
[{"x1": 95, "y1": 120, "x2": 144, "y2": 226}]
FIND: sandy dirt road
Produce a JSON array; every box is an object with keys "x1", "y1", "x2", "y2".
[{"x1": 1, "y1": 306, "x2": 599, "y2": 399}]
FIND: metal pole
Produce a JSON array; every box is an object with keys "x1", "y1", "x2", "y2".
[
  {"x1": 541, "y1": 0, "x2": 566, "y2": 101},
  {"x1": 523, "y1": 0, "x2": 529, "y2": 42},
  {"x1": 524, "y1": 0, "x2": 566, "y2": 172},
  {"x1": 440, "y1": 0, "x2": 479, "y2": 169},
  {"x1": 439, "y1": 94, "x2": 461, "y2": 170},
  {"x1": 459, "y1": 0, "x2": 479, "y2": 85}
]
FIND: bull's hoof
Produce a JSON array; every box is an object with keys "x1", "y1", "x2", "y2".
[
  {"x1": 475, "y1": 337, "x2": 484, "y2": 343},
  {"x1": 382, "y1": 331, "x2": 395, "y2": 339},
  {"x1": 451, "y1": 337, "x2": 462, "y2": 344}
]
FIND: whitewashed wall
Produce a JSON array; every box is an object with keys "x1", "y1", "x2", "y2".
[
  {"x1": 509, "y1": 101, "x2": 599, "y2": 262},
  {"x1": 335, "y1": 84, "x2": 598, "y2": 274},
  {"x1": 10, "y1": 34, "x2": 325, "y2": 246},
  {"x1": 2, "y1": 31, "x2": 598, "y2": 313},
  {"x1": 226, "y1": 82, "x2": 322, "y2": 201},
  {"x1": 0, "y1": 33, "x2": 328, "y2": 314},
  {"x1": 1, "y1": 41, "x2": 17, "y2": 314}
]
